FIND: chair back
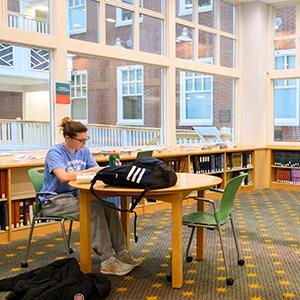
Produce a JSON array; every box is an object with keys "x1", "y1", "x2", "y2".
[
  {"x1": 217, "y1": 173, "x2": 248, "y2": 222},
  {"x1": 28, "y1": 167, "x2": 44, "y2": 193}
]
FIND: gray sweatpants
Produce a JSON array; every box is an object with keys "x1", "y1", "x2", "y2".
[{"x1": 41, "y1": 194, "x2": 127, "y2": 261}]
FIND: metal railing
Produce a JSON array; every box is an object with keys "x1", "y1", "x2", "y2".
[
  {"x1": 8, "y1": 11, "x2": 48, "y2": 34},
  {"x1": 0, "y1": 120, "x2": 51, "y2": 150},
  {"x1": 0, "y1": 120, "x2": 206, "y2": 151}
]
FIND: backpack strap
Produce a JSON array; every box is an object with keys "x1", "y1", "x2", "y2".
[
  {"x1": 90, "y1": 181, "x2": 144, "y2": 243},
  {"x1": 130, "y1": 188, "x2": 148, "y2": 211}
]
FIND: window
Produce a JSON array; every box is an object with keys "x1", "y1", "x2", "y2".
[
  {"x1": 117, "y1": 65, "x2": 144, "y2": 125},
  {"x1": 0, "y1": 44, "x2": 14, "y2": 67},
  {"x1": 274, "y1": 49, "x2": 299, "y2": 126},
  {"x1": 178, "y1": 0, "x2": 213, "y2": 16},
  {"x1": 68, "y1": 0, "x2": 86, "y2": 34},
  {"x1": 116, "y1": 1, "x2": 143, "y2": 26},
  {"x1": 30, "y1": 49, "x2": 49, "y2": 71},
  {"x1": 71, "y1": 71, "x2": 88, "y2": 122},
  {"x1": 179, "y1": 58, "x2": 213, "y2": 125},
  {"x1": 179, "y1": 71, "x2": 213, "y2": 125},
  {"x1": 275, "y1": 49, "x2": 295, "y2": 70}
]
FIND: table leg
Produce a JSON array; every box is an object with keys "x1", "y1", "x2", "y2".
[
  {"x1": 120, "y1": 196, "x2": 130, "y2": 250},
  {"x1": 196, "y1": 190, "x2": 205, "y2": 260},
  {"x1": 79, "y1": 189, "x2": 92, "y2": 273},
  {"x1": 172, "y1": 196, "x2": 183, "y2": 288}
]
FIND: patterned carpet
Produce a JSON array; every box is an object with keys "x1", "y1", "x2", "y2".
[{"x1": 1, "y1": 189, "x2": 300, "y2": 300}]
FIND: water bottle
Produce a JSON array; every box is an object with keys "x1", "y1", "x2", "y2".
[{"x1": 109, "y1": 150, "x2": 121, "y2": 166}]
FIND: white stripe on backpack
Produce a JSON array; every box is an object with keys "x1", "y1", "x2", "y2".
[
  {"x1": 136, "y1": 168, "x2": 146, "y2": 183},
  {"x1": 131, "y1": 167, "x2": 142, "y2": 182},
  {"x1": 126, "y1": 165, "x2": 137, "y2": 181}
]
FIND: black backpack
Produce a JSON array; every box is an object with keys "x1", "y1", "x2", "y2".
[{"x1": 90, "y1": 157, "x2": 177, "y2": 241}]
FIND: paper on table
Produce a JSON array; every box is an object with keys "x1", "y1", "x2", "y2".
[{"x1": 76, "y1": 173, "x2": 95, "y2": 184}]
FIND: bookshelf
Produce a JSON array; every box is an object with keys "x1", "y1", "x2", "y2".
[
  {"x1": 0, "y1": 146, "x2": 261, "y2": 242},
  {"x1": 269, "y1": 146, "x2": 300, "y2": 190},
  {"x1": 189, "y1": 149, "x2": 255, "y2": 190}
]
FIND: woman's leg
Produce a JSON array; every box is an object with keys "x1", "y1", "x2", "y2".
[
  {"x1": 41, "y1": 194, "x2": 80, "y2": 219},
  {"x1": 90, "y1": 200, "x2": 119, "y2": 261},
  {"x1": 42, "y1": 194, "x2": 116, "y2": 261},
  {"x1": 92, "y1": 199, "x2": 127, "y2": 254}
]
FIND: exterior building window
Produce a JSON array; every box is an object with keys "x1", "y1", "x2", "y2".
[
  {"x1": 274, "y1": 49, "x2": 299, "y2": 126},
  {"x1": 116, "y1": 0, "x2": 143, "y2": 26},
  {"x1": 117, "y1": 65, "x2": 144, "y2": 125},
  {"x1": 0, "y1": 44, "x2": 14, "y2": 67},
  {"x1": 179, "y1": 58, "x2": 213, "y2": 125},
  {"x1": 179, "y1": 0, "x2": 213, "y2": 16},
  {"x1": 71, "y1": 71, "x2": 87, "y2": 122},
  {"x1": 68, "y1": 0, "x2": 86, "y2": 34},
  {"x1": 30, "y1": 48, "x2": 49, "y2": 71}
]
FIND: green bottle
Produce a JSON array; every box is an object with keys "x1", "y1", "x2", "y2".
[{"x1": 109, "y1": 150, "x2": 121, "y2": 166}]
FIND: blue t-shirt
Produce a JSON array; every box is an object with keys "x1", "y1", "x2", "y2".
[{"x1": 40, "y1": 143, "x2": 98, "y2": 200}]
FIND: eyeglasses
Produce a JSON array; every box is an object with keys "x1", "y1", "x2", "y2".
[{"x1": 71, "y1": 136, "x2": 90, "y2": 144}]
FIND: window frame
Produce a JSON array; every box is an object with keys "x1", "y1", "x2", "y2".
[
  {"x1": 70, "y1": 70, "x2": 88, "y2": 123},
  {"x1": 117, "y1": 65, "x2": 144, "y2": 126},
  {"x1": 68, "y1": 0, "x2": 87, "y2": 35},
  {"x1": 178, "y1": 0, "x2": 213, "y2": 17},
  {"x1": 115, "y1": 1, "x2": 143, "y2": 27},
  {"x1": 274, "y1": 49, "x2": 299, "y2": 126}
]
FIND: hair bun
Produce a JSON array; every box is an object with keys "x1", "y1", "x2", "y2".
[{"x1": 60, "y1": 117, "x2": 72, "y2": 128}]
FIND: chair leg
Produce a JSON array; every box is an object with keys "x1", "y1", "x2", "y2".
[
  {"x1": 229, "y1": 217, "x2": 244, "y2": 265},
  {"x1": 67, "y1": 220, "x2": 73, "y2": 247},
  {"x1": 186, "y1": 227, "x2": 195, "y2": 262},
  {"x1": 60, "y1": 219, "x2": 70, "y2": 258},
  {"x1": 21, "y1": 217, "x2": 36, "y2": 268},
  {"x1": 67, "y1": 220, "x2": 74, "y2": 254},
  {"x1": 217, "y1": 224, "x2": 234, "y2": 285}
]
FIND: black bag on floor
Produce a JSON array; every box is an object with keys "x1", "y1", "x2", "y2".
[{"x1": 90, "y1": 157, "x2": 177, "y2": 241}]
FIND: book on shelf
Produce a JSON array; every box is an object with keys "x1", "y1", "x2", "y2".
[
  {"x1": 165, "y1": 159, "x2": 185, "y2": 173},
  {"x1": 274, "y1": 151, "x2": 300, "y2": 167},
  {"x1": 290, "y1": 169, "x2": 300, "y2": 185},
  {"x1": 231, "y1": 153, "x2": 242, "y2": 169},
  {"x1": 0, "y1": 202, "x2": 9, "y2": 230},
  {"x1": 0, "y1": 170, "x2": 7, "y2": 199},
  {"x1": 276, "y1": 169, "x2": 291, "y2": 184},
  {"x1": 191, "y1": 154, "x2": 224, "y2": 174},
  {"x1": 13, "y1": 201, "x2": 20, "y2": 229},
  {"x1": 242, "y1": 153, "x2": 252, "y2": 168}
]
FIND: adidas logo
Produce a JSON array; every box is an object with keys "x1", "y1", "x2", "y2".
[{"x1": 126, "y1": 166, "x2": 146, "y2": 184}]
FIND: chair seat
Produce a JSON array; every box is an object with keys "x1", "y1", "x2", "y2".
[
  {"x1": 182, "y1": 211, "x2": 228, "y2": 227},
  {"x1": 43, "y1": 214, "x2": 77, "y2": 221}
]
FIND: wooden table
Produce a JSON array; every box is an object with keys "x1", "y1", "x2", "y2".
[{"x1": 69, "y1": 172, "x2": 221, "y2": 288}]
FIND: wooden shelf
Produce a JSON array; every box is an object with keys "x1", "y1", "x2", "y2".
[{"x1": 0, "y1": 146, "x2": 261, "y2": 242}]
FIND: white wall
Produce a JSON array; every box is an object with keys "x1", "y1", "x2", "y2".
[
  {"x1": 23, "y1": 90, "x2": 50, "y2": 121},
  {"x1": 239, "y1": 1, "x2": 269, "y2": 146}
]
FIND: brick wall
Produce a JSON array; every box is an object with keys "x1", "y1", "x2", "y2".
[
  {"x1": 7, "y1": 0, "x2": 19, "y2": 12},
  {"x1": 0, "y1": 92, "x2": 22, "y2": 119}
]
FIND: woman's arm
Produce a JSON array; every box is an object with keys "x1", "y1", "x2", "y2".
[
  {"x1": 53, "y1": 166, "x2": 105, "y2": 183},
  {"x1": 53, "y1": 168, "x2": 77, "y2": 183}
]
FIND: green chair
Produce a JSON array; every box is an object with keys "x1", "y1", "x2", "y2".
[
  {"x1": 183, "y1": 173, "x2": 247, "y2": 286},
  {"x1": 21, "y1": 167, "x2": 76, "y2": 268}
]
